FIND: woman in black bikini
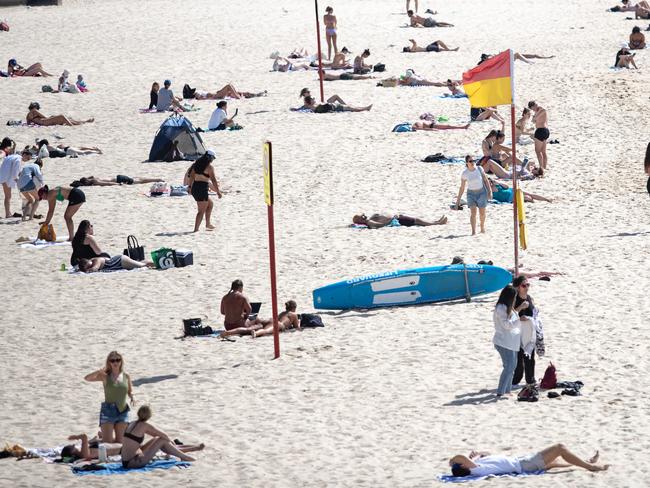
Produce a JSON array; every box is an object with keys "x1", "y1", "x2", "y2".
[
  {"x1": 120, "y1": 405, "x2": 203, "y2": 469},
  {"x1": 187, "y1": 150, "x2": 223, "y2": 233},
  {"x1": 38, "y1": 185, "x2": 86, "y2": 241}
]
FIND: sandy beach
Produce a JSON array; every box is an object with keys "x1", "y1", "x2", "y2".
[{"x1": 0, "y1": 0, "x2": 649, "y2": 486}]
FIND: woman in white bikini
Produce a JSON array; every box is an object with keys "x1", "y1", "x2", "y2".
[{"x1": 323, "y1": 6, "x2": 338, "y2": 60}]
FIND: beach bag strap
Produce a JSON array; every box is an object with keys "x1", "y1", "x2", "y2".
[{"x1": 126, "y1": 235, "x2": 139, "y2": 250}]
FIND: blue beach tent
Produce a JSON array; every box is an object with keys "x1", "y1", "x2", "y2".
[{"x1": 148, "y1": 114, "x2": 206, "y2": 162}]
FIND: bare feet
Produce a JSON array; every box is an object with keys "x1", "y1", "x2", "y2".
[
  {"x1": 206, "y1": 224, "x2": 216, "y2": 230},
  {"x1": 589, "y1": 451, "x2": 600, "y2": 464},
  {"x1": 435, "y1": 216, "x2": 448, "y2": 225}
]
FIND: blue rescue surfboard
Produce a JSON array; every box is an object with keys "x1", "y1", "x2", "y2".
[{"x1": 312, "y1": 264, "x2": 512, "y2": 310}]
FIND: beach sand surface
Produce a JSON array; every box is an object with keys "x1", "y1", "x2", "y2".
[{"x1": 0, "y1": 0, "x2": 649, "y2": 486}]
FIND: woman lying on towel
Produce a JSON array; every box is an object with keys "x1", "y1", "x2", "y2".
[
  {"x1": 192, "y1": 84, "x2": 267, "y2": 100},
  {"x1": 78, "y1": 255, "x2": 155, "y2": 273},
  {"x1": 402, "y1": 39, "x2": 459, "y2": 52},
  {"x1": 412, "y1": 120, "x2": 469, "y2": 131},
  {"x1": 252, "y1": 300, "x2": 302, "y2": 338},
  {"x1": 120, "y1": 405, "x2": 204, "y2": 469},
  {"x1": 26, "y1": 102, "x2": 94, "y2": 126},
  {"x1": 448, "y1": 444, "x2": 608, "y2": 478},
  {"x1": 7, "y1": 58, "x2": 52, "y2": 77},
  {"x1": 32, "y1": 139, "x2": 102, "y2": 158},
  {"x1": 353, "y1": 213, "x2": 447, "y2": 228},
  {"x1": 71, "y1": 175, "x2": 163, "y2": 187}
]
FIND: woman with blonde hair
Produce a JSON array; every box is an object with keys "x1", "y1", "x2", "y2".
[
  {"x1": 120, "y1": 405, "x2": 204, "y2": 469},
  {"x1": 84, "y1": 351, "x2": 134, "y2": 442}
]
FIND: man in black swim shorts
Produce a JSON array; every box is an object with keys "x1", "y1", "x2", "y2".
[{"x1": 528, "y1": 100, "x2": 550, "y2": 170}]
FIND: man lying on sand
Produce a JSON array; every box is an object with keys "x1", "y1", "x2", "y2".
[
  {"x1": 353, "y1": 213, "x2": 447, "y2": 228},
  {"x1": 407, "y1": 10, "x2": 454, "y2": 27},
  {"x1": 191, "y1": 84, "x2": 266, "y2": 100},
  {"x1": 219, "y1": 279, "x2": 271, "y2": 338},
  {"x1": 402, "y1": 39, "x2": 458, "y2": 52},
  {"x1": 448, "y1": 444, "x2": 609, "y2": 478}
]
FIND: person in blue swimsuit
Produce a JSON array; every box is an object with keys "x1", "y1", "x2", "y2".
[{"x1": 487, "y1": 179, "x2": 552, "y2": 203}]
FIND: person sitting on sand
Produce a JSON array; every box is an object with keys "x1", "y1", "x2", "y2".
[
  {"x1": 26, "y1": 102, "x2": 94, "y2": 126},
  {"x1": 252, "y1": 300, "x2": 302, "y2": 338},
  {"x1": 402, "y1": 39, "x2": 458, "y2": 52},
  {"x1": 487, "y1": 178, "x2": 552, "y2": 203},
  {"x1": 353, "y1": 49, "x2": 373, "y2": 74},
  {"x1": 470, "y1": 106, "x2": 505, "y2": 129},
  {"x1": 412, "y1": 120, "x2": 469, "y2": 131},
  {"x1": 219, "y1": 279, "x2": 272, "y2": 338},
  {"x1": 78, "y1": 255, "x2": 154, "y2": 273},
  {"x1": 448, "y1": 444, "x2": 609, "y2": 478},
  {"x1": 71, "y1": 175, "x2": 162, "y2": 187},
  {"x1": 17, "y1": 149, "x2": 44, "y2": 221},
  {"x1": 634, "y1": 0, "x2": 650, "y2": 18},
  {"x1": 314, "y1": 47, "x2": 352, "y2": 69},
  {"x1": 7, "y1": 58, "x2": 51, "y2": 77},
  {"x1": 272, "y1": 55, "x2": 310, "y2": 72},
  {"x1": 515, "y1": 108, "x2": 534, "y2": 143},
  {"x1": 38, "y1": 185, "x2": 86, "y2": 241},
  {"x1": 149, "y1": 82, "x2": 159, "y2": 110},
  {"x1": 616, "y1": 45, "x2": 638, "y2": 68},
  {"x1": 71, "y1": 220, "x2": 110, "y2": 266},
  {"x1": 192, "y1": 84, "x2": 267, "y2": 100},
  {"x1": 353, "y1": 213, "x2": 447, "y2": 228},
  {"x1": 120, "y1": 405, "x2": 203, "y2": 469},
  {"x1": 445, "y1": 79, "x2": 466, "y2": 96},
  {"x1": 56, "y1": 70, "x2": 79, "y2": 93},
  {"x1": 630, "y1": 26, "x2": 647, "y2": 48},
  {"x1": 207, "y1": 100, "x2": 236, "y2": 130},
  {"x1": 482, "y1": 130, "x2": 524, "y2": 168},
  {"x1": 76, "y1": 74, "x2": 88, "y2": 92},
  {"x1": 302, "y1": 95, "x2": 372, "y2": 113},
  {"x1": 156, "y1": 79, "x2": 185, "y2": 112},
  {"x1": 407, "y1": 10, "x2": 454, "y2": 27},
  {"x1": 399, "y1": 69, "x2": 446, "y2": 86}
]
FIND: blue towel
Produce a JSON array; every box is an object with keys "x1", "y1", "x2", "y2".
[
  {"x1": 437, "y1": 470, "x2": 545, "y2": 483},
  {"x1": 72, "y1": 459, "x2": 191, "y2": 476},
  {"x1": 436, "y1": 93, "x2": 468, "y2": 99}
]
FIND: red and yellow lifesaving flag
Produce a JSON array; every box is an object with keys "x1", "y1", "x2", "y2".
[{"x1": 462, "y1": 50, "x2": 513, "y2": 108}]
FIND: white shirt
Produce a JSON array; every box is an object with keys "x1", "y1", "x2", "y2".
[
  {"x1": 0, "y1": 154, "x2": 22, "y2": 187},
  {"x1": 461, "y1": 166, "x2": 485, "y2": 191},
  {"x1": 208, "y1": 108, "x2": 227, "y2": 130},
  {"x1": 492, "y1": 304, "x2": 521, "y2": 351},
  {"x1": 471, "y1": 455, "x2": 522, "y2": 476}
]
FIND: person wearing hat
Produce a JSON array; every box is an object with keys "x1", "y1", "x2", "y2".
[
  {"x1": 186, "y1": 150, "x2": 223, "y2": 232},
  {"x1": 7, "y1": 58, "x2": 51, "y2": 77},
  {"x1": 615, "y1": 44, "x2": 637, "y2": 68},
  {"x1": 156, "y1": 79, "x2": 184, "y2": 112}
]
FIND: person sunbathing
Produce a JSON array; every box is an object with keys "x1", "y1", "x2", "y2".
[
  {"x1": 252, "y1": 300, "x2": 302, "y2": 338},
  {"x1": 407, "y1": 10, "x2": 454, "y2": 27},
  {"x1": 302, "y1": 95, "x2": 372, "y2": 113},
  {"x1": 32, "y1": 140, "x2": 102, "y2": 158},
  {"x1": 610, "y1": 0, "x2": 638, "y2": 12},
  {"x1": 298, "y1": 87, "x2": 347, "y2": 106},
  {"x1": 26, "y1": 102, "x2": 94, "y2": 126},
  {"x1": 445, "y1": 79, "x2": 466, "y2": 96},
  {"x1": 478, "y1": 52, "x2": 554, "y2": 66},
  {"x1": 314, "y1": 47, "x2": 352, "y2": 69},
  {"x1": 412, "y1": 120, "x2": 469, "y2": 130},
  {"x1": 71, "y1": 175, "x2": 163, "y2": 187},
  {"x1": 482, "y1": 130, "x2": 524, "y2": 167},
  {"x1": 192, "y1": 84, "x2": 267, "y2": 100},
  {"x1": 635, "y1": 0, "x2": 650, "y2": 18},
  {"x1": 402, "y1": 39, "x2": 458, "y2": 52},
  {"x1": 120, "y1": 405, "x2": 203, "y2": 469},
  {"x1": 448, "y1": 444, "x2": 608, "y2": 478},
  {"x1": 7, "y1": 58, "x2": 51, "y2": 77},
  {"x1": 615, "y1": 45, "x2": 638, "y2": 68},
  {"x1": 322, "y1": 71, "x2": 373, "y2": 81},
  {"x1": 480, "y1": 158, "x2": 541, "y2": 179},
  {"x1": 272, "y1": 56, "x2": 310, "y2": 72},
  {"x1": 352, "y1": 213, "x2": 447, "y2": 228},
  {"x1": 487, "y1": 178, "x2": 552, "y2": 203},
  {"x1": 219, "y1": 279, "x2": 272, "y2": 338},
  {"x1": 470, "y1": 106, "x2": 505, "y2": 129},
  {"x1": 630, "y1": 26, "x2": 647, "y2": 48},
  {"x1": 399, "y1": 70, "x2": 446, "y2": 86},
  {"x1": 78, "y1": 255, "x2": 154, "y2": 273}
]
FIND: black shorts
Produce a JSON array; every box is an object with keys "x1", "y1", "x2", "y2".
[
  {"x1": 397, "y1": 215, "x2": 416, "y2": 227},
  {"x1": 68, "y1": 187, "x2": 86, "y2": 206},
  {"x1": 49, "y1": 148, "x2": 67, "y2": 158},
  {"x1": 339, "y1": 72, "x2": 353, "y2": 80},
  {"x1": 470, "y1": 107, "x2": 485, "y2": 121},
  {"x1": 534, "y1": 128, "x2": 550, "y2": 141},
  {"x1": 426, "y1": 42, "x2": 440, "y2": 52},
  {"x1": 191, "y1": 181, "x2": 209, "y2": 202},
  {"x1": 116, "y1": 174, "x2": 134, "y2": 185}
]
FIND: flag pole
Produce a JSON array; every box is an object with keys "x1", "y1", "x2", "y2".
[
  {"x1": 314, "y1": 0, "x2": 325, "y2": 103},
  {"x1": 510, "y1": 49, "x2": 519, "y2": 278}
]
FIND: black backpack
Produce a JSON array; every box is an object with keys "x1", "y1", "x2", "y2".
[
  {"x1": 182, "y1": 84, "x2": 196, "y2": 99},
  {"x1": 183, "y1": 318, "x2": 213, "y2": 337},
  {"x1": 422, "y1": 153, "x2": 446, "y2": 162},
  {"x1": 373, "y1": 63, "x2": 386, "y2": 72},
  {"x1": 299, "y1": 313, "x2": 324, "y2": 328}
]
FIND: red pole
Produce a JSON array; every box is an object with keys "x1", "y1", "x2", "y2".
[
  {"x1": 267, "y1": 204, "x2": 280, "y2": 359},
  {"x1": 314, "y1": 0, "x2": 325, "y2": 103}
]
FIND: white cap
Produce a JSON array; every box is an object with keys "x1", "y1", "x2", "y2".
[
  {"x1": 620, "y1": 42, "x2": 629, "y2": 49},
  {"x1": 206, "y1": 149, "x2": 216, "y2": 157}
]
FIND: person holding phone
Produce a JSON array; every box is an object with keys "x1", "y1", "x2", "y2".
[
  {"x1": 207, "y1": 101, "x2": 237, "y2": 130},
  {"x1": 454, "y1": 155, "x2": 492, "y2": 235}
]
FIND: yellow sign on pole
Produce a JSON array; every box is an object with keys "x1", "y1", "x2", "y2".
[{"x1": 263, "y1": 141, "x2": 273, "y2": 206}]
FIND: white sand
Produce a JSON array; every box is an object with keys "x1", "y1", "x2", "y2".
[{"x1": 0, "y1": 0, "x2": 649, "y2": 486}]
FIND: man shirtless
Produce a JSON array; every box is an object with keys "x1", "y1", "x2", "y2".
[
  {"x1": 528, "y1": 101, "x2": 549, "y2": 170},
  {"x1": 220, "y1": 279, "x2": 270, "y2": 338},
  {"x1": 407, "y1": 10, "x2": 454, "y2": 27},
  {"x1": 352, "y1": 213, "x2": 447, "y2": 228}
]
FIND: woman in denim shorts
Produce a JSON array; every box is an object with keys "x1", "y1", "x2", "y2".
[
  {"x1": 84, "y1": 351, "x2": 134, "y2": 442},
  {"x1": 454, "y1": 155, "x2": 492, "y2": 235}
]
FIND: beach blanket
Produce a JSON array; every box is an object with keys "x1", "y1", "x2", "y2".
[
  {"x1": 68, "y1": 267, "x2": 147, "y2": 275},
  {"x1": 72, "y1": 459, "x2": 191, "y2": 476},
  {"x1": 422, "y1": 155, "x2": 481, "y2": 164},
  {"x1": 436, "y1": 470, "x2": 545, "y2": 483},
  {"x1": 6, "y1": 120, "x2": 39, "y2": 127},
  {"x1": 19, "y1": 238, "x2": 70, "y2": 249}
]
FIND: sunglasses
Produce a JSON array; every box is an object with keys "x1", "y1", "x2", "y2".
[{"x1": 109, "y1": 358, "x2": 122, "y2": 363}]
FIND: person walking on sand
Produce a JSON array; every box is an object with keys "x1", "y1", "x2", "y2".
[
  {"x1": 528, "y1": 101, "x2": 549, "y2": 170},
  {"x1": 84, "y1": 351, "x2": 134, "y2": 443},
  {"x1": 323, "y1": 6, "x2": 338, "y2": 60},
  {"x1": 454, "y1": 156, "x2": 492, "y2": 235},
  {"x1": 17, "y1": 149, "x2": 44, "y2": 221},
  {"x1": 0, "y1": 138, "x2": 21, "y2": 218},
  {"x1": 406, "y1": 0, "x2": 418, "y2": 13},
  {"x1": 492, "y1": 285, "x2": 530, "y2": 398},
  {"x1": 448, "y1": 445, "x2": 609, "y2": 477},
  {"x1": 219, "y1": 279, "x2": 272, "y2": 338},
  {"x1": 187, "y1": 150, "x2": 223, "y2": 232}
]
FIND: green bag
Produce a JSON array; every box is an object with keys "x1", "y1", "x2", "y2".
[{"x1": 151, "y1": 248, "x2": 175, "y2": 269}]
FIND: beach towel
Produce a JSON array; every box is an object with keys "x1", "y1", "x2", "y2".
[
  {"x1": 436, "y1": 470, "x2": 545, "y2": 483},
  {"x1": 392, "y1": 122, "x2": 414, "y2": 132},
  {"x1": 436, "y1": 93, "x2": 468, "y2": 99},
  {"x1": 72, "y1": 459, "x2": 191, "y2": 476},
  {"x1": 68, "y1": 266, "x2": 147, "y2": 275},
  {"x1": 6, "y1": 120, "x2": 39, "y2": 127},
  {"x1": 350, "y1": 218, "x2": 401, "y2": 229},
  {"x1": 19, "y1": 238, "x2": 70, "y2": 249},
  {"x1": 422, "y1": 156, "x2": 481, "y2": 164}
]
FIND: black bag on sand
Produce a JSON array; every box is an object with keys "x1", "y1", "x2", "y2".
[
  {"x1": 422, "y1": 153, "x2": 446, "y2": 162},
  {"x1": 517, "y1": 384, "x2": 539, "y2": 402},
  {"x1": 123, "y1": 235, "x2": 145, "y2": 261},
  {"x1": 300, "y1": 313, "x2": 324, "y2": 328},
  {"x1": 373, "y1": 63, "x2": 386, "y2": 72},
  {"x1": 183, "y1": 318, "x2": 213, "y2": 337},
  {"x1": 183, "y1": 84, "x2": 196, "y2": 99}
]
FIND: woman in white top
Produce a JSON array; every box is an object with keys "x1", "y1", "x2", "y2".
[
  {"x1": 454, "y1": 155, "x2": 492, "y2": 235},
  {"x1": 0, "y1": 138, "x2": 21, "y2": 218},
  {"x1": 492, "y1": 285, "x2": 530, "y2": 397}
]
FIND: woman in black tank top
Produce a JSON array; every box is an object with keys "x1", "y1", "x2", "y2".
[{"x1": 70, "y1": 219, "x2": 110, "y2": 266}]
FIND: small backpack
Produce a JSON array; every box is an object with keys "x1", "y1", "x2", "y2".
[
  {"x1": 540, "y1": 362, "x2": 557, "y2": 389},
  {"x1": 373, "y1": 63, "x2": 386, "y2": 72},
  {"x1": 422, "y1": 153, "x2": 446, "y2": 163},
  {"x1": 299, "y1": 313, "x2": 324, "y2": 328},
  {"x1": 517, "y1": 384, "x2": 539, "y2": 402},
  {"x1": 183, "y1": 318, "x2": 213, "y2": 337},
  {"x1": 182, "y1": 84, "x2": 196, "y2": 99},
  {"x1": 392, "y1": 122, "x2": 413, "y2": 133},
  {"x1": 37, "y1": 223, "x2": 57, "y2": 242}
]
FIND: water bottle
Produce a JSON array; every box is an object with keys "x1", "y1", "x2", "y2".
[{"x1": 98, "y1": 443, "x2": 108, "y2": 462}]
